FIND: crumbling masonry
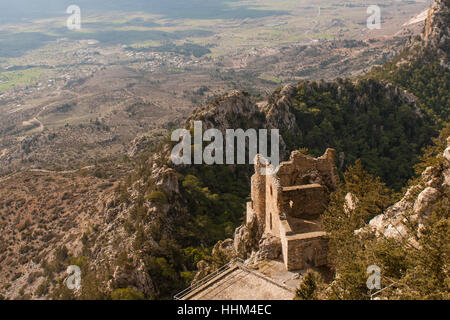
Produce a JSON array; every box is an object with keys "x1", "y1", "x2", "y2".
[{"x1": 246, "y1": 149, "x2": 339, "y2": 271}]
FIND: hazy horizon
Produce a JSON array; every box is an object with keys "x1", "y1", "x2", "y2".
[{"x1": 0, "y1": 0, "x2": 289, "y2": 24}]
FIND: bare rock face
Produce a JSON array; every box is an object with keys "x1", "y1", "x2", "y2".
[
  {"x1": 444, "y1": 137, "x2": 450, "y2": 165},
  {"x1": 252, "y1": 235, "x2": 282, "y2": 262},
  {"x1": 186, "y1": 87, "x2": 304, "y2": 161},
  {"x1": 212, "y1": 239, "x2": 237, "y2": 263},
  {"x1": 368, "y1": 213, "x2": 410, "y2": 239},
  {"x1": 442, "y1": 136, "x2": 450, "y2": 188},
  {"x1": 155, "y1": 167, "x2": 179, "y2": 194},
  {"x1": 344, "y1": 192, "x2": 359, "y2": 214},
  {"x1": 265, "y1": 84, "x2": 299, "y2": 133},
  {"x1": 422, "y1": 165, "x2": 440, "y2": 182},
  {"x1": 423, "y1": 0, "x2": 450, "y2": 67},
  {"x1": 187, "y1": 90, "x2": 264, "y2": 131},
  {"x1": 191, "y1": 260, "x2": 214, "y2": 286},
  {"x1": 443, "y1": 168, "x2": 450, "y2": 188},
  {"x1": 233, "y1": 212, "x2": 258, "y2": 258},
  {"x1": 83, "y1": 146, "x2": 186, "y2": 299},
  {"x1": 128, "y1": 136, "x2": 152, "y2": 158},
  {"x1": 109, "y1": 260, "x2": 156, "y2": 298},
  {"x1": 413, "y1": 187, "x2": 441, "y2": 215},
  {"x1": 234, "y1": 225, "x2": 253, "y2": 258},
  {"x1": 363, "y1": 186, "x2": 416, "y2": 238}
]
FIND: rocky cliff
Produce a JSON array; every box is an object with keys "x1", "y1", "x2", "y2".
[{"x1": 422, "y1": 0, "x2": 449, "y2": 67}]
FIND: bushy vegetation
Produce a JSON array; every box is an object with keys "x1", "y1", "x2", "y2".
[
  {"x1": 118, "y1": 152, "x2": 250, "y2": 299},
  {"x1": 322, "y1": 161, "x2": 396, "y2": 299},
  {"x1": 146, "y1": 190, "x2": 168, "y2": 205},
  {"x1": 284, "y1": 78, "x2": 438, "y2": 190},
  {"x1": 313, "y1": 27, "x2": 448, "y2": 298},
  {"x1": 111, "y1": 288, "x2": 145, "y2": 300},
  {"x1": 55, "y1": 5, "x2": 448, "y2": 299},
  {"x1": 368, "y1": 50, "x2": 450, "y2": 123},
  {"x1": 321, "y1": 129, "x2": 449, "y2": 299},
  {"x1": 414, "y1": 123, "x2": 450, "y2": 176},
  {"x1": 295, "y1": 270, "x2": 324, "y2": 300},
  {"x1": 176, "y1": 165, "x2": 249, "y2": 246},
  {"x1": 126, "y1": 52, "x2": 447, "y2": 298},
  {"x1": 49, "y1": 230, "x2": 111, "y2": 300}
]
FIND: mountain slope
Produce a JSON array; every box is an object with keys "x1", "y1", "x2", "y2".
[
  {"x1": 320, "y1": 125, "x2": 449, "y2": 300},
  {"x1": 368, "y1": 0, "x2": 449, "y2": 122},
  {"x1": 0, "y1": 0, "x2": 448, "y2": 300}
]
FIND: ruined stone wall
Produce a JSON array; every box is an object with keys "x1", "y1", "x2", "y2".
[
  {"x1": 284, "y1": 233, "x2": 328, "y2": 271},
  {"x1": 245, "y1": 149, "x2": 337, "y2": 271},
  {"x1": 281, "y1": 184, "x2": 326, "y2": 219},
  {"x1": 246, "y1": 202, "x2": 255, "y2": 225},
  {"x1": 276, "y1": 148, "x2": 338, "y2": 192},
  {"x1": 264, "y1": 173, "x2": 282, "y2": 237},
  {"x1": 315, "y1": 149, "x2": 339, "y2": 192},
  {"x1": 251, "y1": 156, "x2": 267, "y2": 238},
  {"x1": 279, "y1": 220, "x2": 290, "y2": 269}
]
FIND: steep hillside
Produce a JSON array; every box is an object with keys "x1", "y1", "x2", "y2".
[
  {"x1": 320, "y1": 126, "x2": 449, "y2": 299},
  {"x1": 368, "y1": 0, "x2": 449, "y2": 122},
  {"x1": 267, "y1": 79, "x2": 436, "y2": 190},
  {"x1": 0, "y1": 164, "x2": 127, "y2": 300},
  {"x1": 0, "y1": 0, "x2": 448, "y2": 300}
]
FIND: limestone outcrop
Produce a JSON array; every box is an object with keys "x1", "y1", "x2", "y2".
[
  {"x1": 109, "y1": 260, "x2": 156, "y2": 298},
  {"x1": 422, "y1": 0, "x2": 449, "y2": 68}
]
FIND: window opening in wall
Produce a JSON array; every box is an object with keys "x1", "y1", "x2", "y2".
[{"x1": 270, "y1": 212, "x2": 272, "y2": 230}]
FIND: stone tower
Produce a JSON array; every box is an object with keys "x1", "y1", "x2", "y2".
[
  {"x1": 244, "y1": 149, "x2": 339, "y2": 270},
  {"x1": 250, "y1": 155, "x2": 267, "y2": 239}
]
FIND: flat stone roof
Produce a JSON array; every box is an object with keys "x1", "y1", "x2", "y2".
[
  {"x1": 286, "y1": 216, "x2": 323, "y2": 233},
  {"x1": 282, "y1": 184, "x2": 323, "y2": 192},
  {"x1": 286, "y1": 231, "x2": 327, "y2": 241},
  {"x1": 182, "y1": 264, "x2": 295, "y2": 300}
]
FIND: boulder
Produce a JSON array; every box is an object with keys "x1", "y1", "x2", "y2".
[
  {"x1": 234, "y1": 213, "x2": 258, "y2": 258},
  {"x1": 110, "y1": 260, "x2": 156, "y2": 298},
  {"x1": 413, "y1": 187, "x2": 441, "y2": 216},
  {"x1": 363, "y1": 186, "x2": 416, "y2": 238},
  {"x1": 191, "y1": 260, "x2": 213, "y2": 286},
  {"x1": 442, "y1": 169, "x2": 450, "y2": 188},
  {"x1": 155, "y1": 167, "x2": 179, "y2": 194},
  {"x1": 422, "y1": 166, "x2": 440, "y2": 182},
  {"x1": 212, "y1": 239, "x2": 236, "y2": 264},
  {"x1": 344, "y1": 192, "x2": 359, "y2": 214},
  {"x1": 443, "y1": 137, "x2": 450, "y2": 167},
  {"x1": 253, "y1": 235, "x2": 282, "y2": 261}
]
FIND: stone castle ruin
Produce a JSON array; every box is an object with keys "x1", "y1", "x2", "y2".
[{"x1": 246, "y1": 148, "x2": 339, "y2": 271}]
